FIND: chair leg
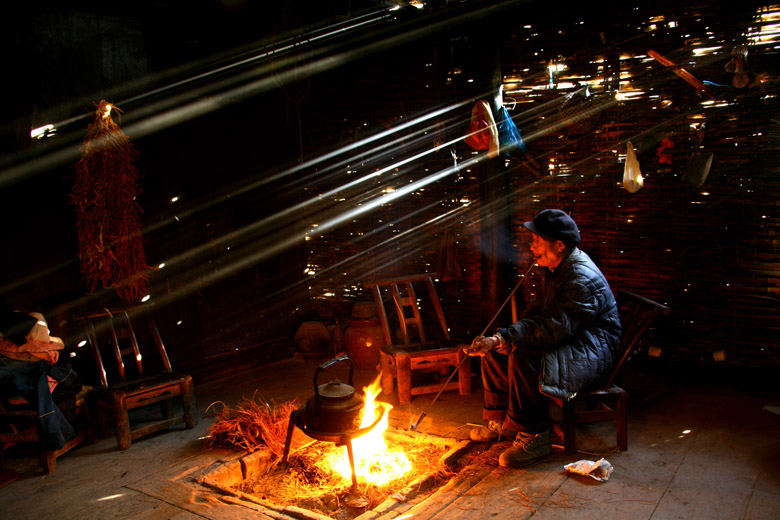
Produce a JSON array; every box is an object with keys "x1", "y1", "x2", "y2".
[
  {"x1": 36, "y1": 426, "x2": 55, "y2": 474},
  {"x1": 181, "y1": 379, "x2": 198, "y2": 429},
  {"x1": 396, "y1": 354, "x2": 412, "y2": 405},
  {"x1": 112, "y1": 393, "x2": 131, "y2": 451},
  {"x1": 41, "y1": 450, "x2": 56, "y2": 475},
  {"x1": 457, "y1": 352, "x2": 471, "y2": 396},
  {"x1": 562, "y1": 401, "x2": 577, "y2": 455},
  {"x1": 616, "y1": 392, "x2": 628, "y2": 451},
  {"x1": 379, "y1": 352, "x2": 395, "y2": 396}
]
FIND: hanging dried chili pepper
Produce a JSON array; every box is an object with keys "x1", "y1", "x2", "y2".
[{"x1": 72, "y1": 100, "x2": 149, "y2": 302}]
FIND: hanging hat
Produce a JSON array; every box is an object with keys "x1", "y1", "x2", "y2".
[{"x1": 524, "y1": 209, "x2": 580, "y2": 248}]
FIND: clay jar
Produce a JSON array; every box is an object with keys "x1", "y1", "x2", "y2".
[
  {"x1": 294, "y1": 321, "x2": 332, "y2": 362},
  {"x1": 343, "y1": 302, "x2": 386, "y2": 371}
]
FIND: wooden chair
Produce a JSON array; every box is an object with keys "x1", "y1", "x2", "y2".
[
  {"x1": 0, "y1": 386, "x2": 93, "y2": 474},
  {"x1": 73, "y1": 306, "x2": 197, "y2": 451},
  {"x1": 364, "y1": 274, "x2": 470, "y2": 405},
  {"x1": 512, "y1": 289, "x2": 669, "y2": 454}
]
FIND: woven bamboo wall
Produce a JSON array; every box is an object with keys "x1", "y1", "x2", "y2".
[{"x1": 300, "y1": 2, "x2": 780, "y2": 367}]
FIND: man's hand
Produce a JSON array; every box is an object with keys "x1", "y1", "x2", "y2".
[{"x1": 465, "y1": 335, "x2": 500, "y2": 356}]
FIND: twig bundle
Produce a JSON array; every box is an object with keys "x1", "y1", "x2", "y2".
[
  {"x1": 205, "y1": 395, "x2": 302, "y2": 456},
  {"x1": 72, "y1": 100, "x2": 149, "y2": 302}
]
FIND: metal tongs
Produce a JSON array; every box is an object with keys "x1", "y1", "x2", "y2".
[{"x1": 409, "y1": 263, "x2": 536, "y2": 430}]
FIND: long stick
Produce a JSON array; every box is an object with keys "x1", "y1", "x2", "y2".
[{"x1": 409, "y1": 263, "x2": 536, "y2": 430}]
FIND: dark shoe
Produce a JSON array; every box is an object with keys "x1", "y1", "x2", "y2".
[
  {"x1": 470, "y1": 420, "x2": 507, "y2": 442},
  {"x1": 498, "y1": 430, "x2": 552, "y2": 468}
]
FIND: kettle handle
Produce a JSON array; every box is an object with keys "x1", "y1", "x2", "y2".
[{"x1": 313, "y1": 355, "x2": 355, "y2": 399}]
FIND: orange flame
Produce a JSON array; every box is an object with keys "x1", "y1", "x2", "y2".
[{"x1": 326, "y1": 374, "x2": 411, "y2": 485}]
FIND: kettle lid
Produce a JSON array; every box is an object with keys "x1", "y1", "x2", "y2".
[{"x1": 317, "y1": 379, "x2": 355, "y2": 400}]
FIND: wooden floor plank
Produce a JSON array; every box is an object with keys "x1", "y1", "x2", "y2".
[{"x1": 1, "y1": 358, "x2": 779, "y2": 520}]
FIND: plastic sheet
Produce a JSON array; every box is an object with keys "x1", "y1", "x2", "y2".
[{"x1": 564, "y1": 458, "x2": 614, "y2": 482}]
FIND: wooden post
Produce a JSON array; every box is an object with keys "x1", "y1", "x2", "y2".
[{"x1": 472, "y1": 29, "x2": 513, "y2": 328}]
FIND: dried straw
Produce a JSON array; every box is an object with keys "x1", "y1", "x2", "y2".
[{"x1": 204, "y1": 394, "x2": 302, "y2": 456}]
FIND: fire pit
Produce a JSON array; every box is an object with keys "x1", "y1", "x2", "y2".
[
  {"x1": 197, "y1": 356, "x2": 472, "y2": 519},
  {"x1": 282, "y1": 356, "x2": 406, "y2": 490},
  {"x1": 198, "y1": 427, "x2": 468, "y2": 520}
]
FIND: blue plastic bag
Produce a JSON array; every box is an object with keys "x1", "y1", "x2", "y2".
[{"x1": 495, "y1": 106, "x2": 526, "y2": 156}]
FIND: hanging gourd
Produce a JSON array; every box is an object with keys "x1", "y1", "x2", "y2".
[{"x1": 72, "y1": 100, "x2": 149, "y2": 302}]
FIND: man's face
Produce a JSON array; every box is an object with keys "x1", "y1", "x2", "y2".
[{"x1": 529, "y1": 233, "x2": 564, "y2": 269}]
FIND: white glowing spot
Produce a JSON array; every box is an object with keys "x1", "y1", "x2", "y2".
[
  {"x1": 171, "y1": 196, "x2": 179, "y2": 203},
  {"x1": 158, "y1": 263, "x2": 165, "y2": 269},
  {"x1": 97, "y1": 493, "x2": 125, "y2": 502},
  {"x1": 682, "y1": 429, "x2": 691, "y2": 434},
  {"x1": 78, "y1": 340, "x2": 87, "y2": 347},
  {"x1": 69, "y1": 352, "x2": 76, "y2": 358},
  {"x1": 177, "y1": 320, "x2": 183, "y2": 325},
  {"x1": 136, "y1": 354, "x2": 143, "y2": 361},
  {"x1": 141, "y1": 295, "x2": 151, "y2": 302},
  {"x1": 616, "y1": 90, "x2": 646, "y2": 101},
  {"x1": 693, "y1": 46, "x2": 722, "y2": 56},
  {"x1": 31, "y1": 124, "x2": 55, "y2": 139},
  {"x1": 103, "y1": 104, "x2": 113, "y2": 118}
]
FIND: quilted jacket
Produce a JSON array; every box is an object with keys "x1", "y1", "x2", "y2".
[{"x1": 496, "y1": 248, "x2": 622, "y2": 400}]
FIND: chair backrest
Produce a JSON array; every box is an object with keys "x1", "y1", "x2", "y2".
[
  {"x1": 363, "y1": 273, "x2": 452, "y2": 347},
  {"x1": 73, "y1": 306, "x2": 173, "y2": 387},
  {"x1": 605, "y1": 290, "x2": 670, "y2": 388}
]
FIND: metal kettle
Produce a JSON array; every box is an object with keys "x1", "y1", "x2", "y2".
[{"x1": 305, "y1": 356, "x2": 364, "y2": 433}]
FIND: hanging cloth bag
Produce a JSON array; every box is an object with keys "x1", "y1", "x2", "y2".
[
  {"x1": 465, "y1": 100, "x2": 499, "y2": 158},
  {"x1": 623, "y1": 141, "x2": 644, "y2": 193}
]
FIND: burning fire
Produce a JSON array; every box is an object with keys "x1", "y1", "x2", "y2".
[{"x1": 326, "y1": 375, "x2": 411, "y2": 486}]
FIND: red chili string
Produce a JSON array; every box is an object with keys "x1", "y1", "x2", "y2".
[{"x1": 72, "y1": 100, "x2": 149, "y2": 301}]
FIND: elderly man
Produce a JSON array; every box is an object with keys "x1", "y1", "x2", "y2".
[{"x1": 468, "y1": 209, "x2": 622, "y2": 468}]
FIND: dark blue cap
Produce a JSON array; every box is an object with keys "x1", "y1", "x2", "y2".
[{"x1": 523, "y1": 209, "x2": 580, "y2": 248}]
